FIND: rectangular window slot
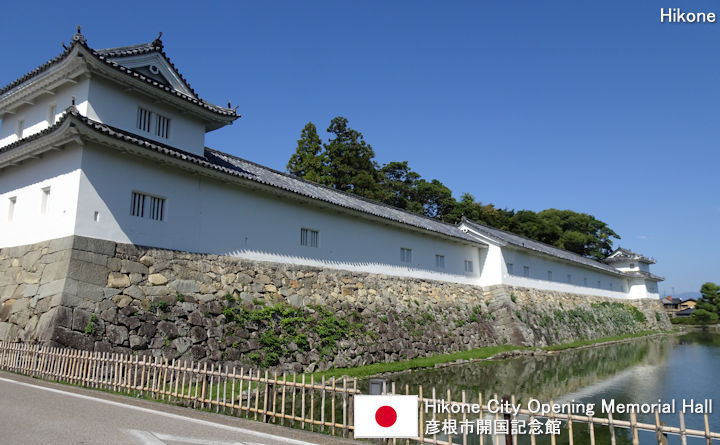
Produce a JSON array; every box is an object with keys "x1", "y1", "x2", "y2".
[
  {"x1": 547, "y1": 270, "x2": 552, "y2": 281},
  {"x1": 48, "y1": 104, "x2": 57, "y2": 125},
  {"x1": 93, "y1": 211, "x2": 100, "y2": 222},
  {"x1": 40, "y1": 187, "x2": 50, "y2": 215},
  {"x1": 435, "y1": 254, "x2": 445, "y2": 269},
  {"x1": 567, "y1": 274, "x2": 572, "y2": 284},
  {"x1": 400, "y1": 248, "x2": 412, "y2": 263},
  {"x1": 149, "y1": 196, "x2": 165, "y2": 221},
  {"x1": 464, "y1": 260, "x2": 473, "y2": 273},
  {"x1": 8, "y1": 197, "x2": 16, "y2": 222},
  {"x1": 300, "y1": 228, "x2": 319, "y2": 247},
  {"x1": 506, "y1": 263, "x2": 513, "y2": 274},
  {"x1": 16, "y1": 120, "x2": 24, "y2": 138},
  {"x1": 523, "y1": 266, "x2": 530, "y2": 277}
]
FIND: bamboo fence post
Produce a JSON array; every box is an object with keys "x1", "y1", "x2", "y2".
[
  {"x1": 262, "y1": 369, "x2": 269, "y2": 423},
  {"x1": 588, "y1": 413, "x2": 595, "y2": 445},
  {"x1": 608, "y1": 411, "x2": 616, "y2": 445},
  {"x1": 162, "y1": 358, "x2": 169, "y2": 399},
  {"x1": 679, "y1": 410, "x2": 687, "y2": 445},
  {"x1": 180, "y1": 360, "x2": 187, "y2": 402},
  {"x1": 200, "y1": 362, "x2": 208, "y2": 408},
  {"x1": 254, "y1": 369, "x2": 260, "y2": 421},
  {"x1": 432, "y1": 387, "x2": 438, "y2": 445},
  {"x1": 447, "y1": 388, "x2": 453, "y2": 445},
  {"x1": 320, "y1": 375, "x2": 326, "y2": 432},
  {"x1": 309, "y1": 375, "x2": 315, "y2": 431},
  {"x1": 342, "y1": 377, "x2": 348, "y2": 438},
  {"x1": 222, "y1": 365, "x2": 228, "y2": 414},
  {"x1": 418, "y1": 385, "x2": 424, "y2": 444},
  {"x1": 271, "y1": 370, "x2": 278, "y2": 422},
  {"x1": 331, "y1": 377, "x2": 336, "y2": 436},
  {"x1": 246, "y1": 368, "x2": 253, "y2": 417},
  {"x1": 193, "y1": 362, "x2": 201, "y2": 409},
  {"x1": 291, "y1": 372, "x2": 297, "y2": 428},
  {"x1": 704, "y1": 413, "x2": 712, "y2": 445},
  {"x1": 280, "y1": 372, "x2": 287, "y2": 426},
  {"x1": 215, "y1": 365, "x2": 221, "y2": 413},
  {"x1": 548, "y1": 399, "x2": 555, "y2": 445},
  {"x1": 301, "y1": 374, "x2": 306, "y2": 429},
  {"x1": 630, "y1": 411, "x2": 639, "y2": 445},
  {"x1": 231, "y1": 366, "x2": 237, "y2": 415}
]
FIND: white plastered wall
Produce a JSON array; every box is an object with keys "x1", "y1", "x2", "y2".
[
  {"x1": 85, "y1": 79, "x2": 206, "y2": 156},
  {"x1": 75, "y1": 144, "x2": 481, "y2": 283},
  {"x1": 0, "y1": 80, "x2": 90, "y2": 148},
  {"x1": 0, "y1": 146, "x2": 83, "y2": 247}
]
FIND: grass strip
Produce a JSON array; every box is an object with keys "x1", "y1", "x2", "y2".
[
  {"x1": 541, "y1": 330, "x2": 662, "y2": 352},
  {"x1": 309, "y1": 344, "x2": 527, "y2": 380}
]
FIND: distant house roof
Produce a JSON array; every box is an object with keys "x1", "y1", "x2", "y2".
[
  {"x1": 0, "y1": 108, "x2": 487, "y2": 248},
  {"x1": 676, "y1": 308, "x2": 695, "y2": 317},
  {"x1": 459, "y1": 217, "x2": 625, "y2": 276},
  {"x1": 605, "y1": 247, "x2": 656, "y2": 265},
  {"x1": 662, "y1": 296, "x2": 682, "y2": 305}
]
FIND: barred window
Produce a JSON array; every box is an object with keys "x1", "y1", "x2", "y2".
[
  {"x1": 137, "y1": 107, "x2": 153, "y2": 133},
  {"x1": 300, "y1": 228, "x2": 318, "y2": 247},
  {"x1": 131, "y1": 191, "x2": 165, "y2": 221},
  {"x1": 156, "y1": 114, "x2": 171, "y2": 138},
  {"x1": 400, "y1": 248, "x2": 412, "y2": 263},
  {"x1": 435, "y1": 254, "x2": 445, "y2": 269}
]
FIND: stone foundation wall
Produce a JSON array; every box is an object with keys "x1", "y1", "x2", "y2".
[{"x1": 0, "y1": 236, "x2": 671, "y2": 372}]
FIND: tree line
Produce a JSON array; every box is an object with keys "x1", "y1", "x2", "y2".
[{"x1": 287, "y1": 117, "x2": 619, "y2": 260}]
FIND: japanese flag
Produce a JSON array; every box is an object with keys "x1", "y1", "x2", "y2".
[{"x1": 354, "y1": 395, "x2": 419, "y2": 438}]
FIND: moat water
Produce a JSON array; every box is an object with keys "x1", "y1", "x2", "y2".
[{"x1": 382, "y1": 332, "x2": 720, "y2": 444}]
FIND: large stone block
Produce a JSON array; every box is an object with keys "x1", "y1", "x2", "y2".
[
  {"x1": 67, "y1": 260, "x2": 109, "y2": 287},
  {"x1": 54, "y1": 326, "x2": 94, "y2": 350},
  {"x1": 106, "y1": 325, "x2": 129, "y2": 346},
  {"x1": 168, "y1": 280, "x2": 200, "y2": 294},
  {"x1": 72, "y1": 237, "x2": 116, "y2": 256},
  {"x1": 70, "y1": 249, "x2": 109, "y2": 266}
]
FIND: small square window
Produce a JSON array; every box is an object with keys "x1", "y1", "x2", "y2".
[
  {"x1": 400, "y1": 248, "x2": 412, "y2": 263},
  {"x1": 464, "y1": 260, "x2": 473, "y2": 273},
  {"x1": 301, "y1": 228, "x2": 319, "y2": 247},
  {"x1": 435, "y1": 254, "x2": 445, "y2": 269}
]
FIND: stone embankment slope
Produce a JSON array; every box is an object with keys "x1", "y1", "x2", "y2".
[{"x1": 0, "y1": 236, "x2": 670, "y2": 372}]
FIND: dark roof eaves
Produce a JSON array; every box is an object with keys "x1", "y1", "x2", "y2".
[
  {"x1": 461, "y1": 217, "x2": 623, "y2": 275},
  {"x1": 8, "y1": 110, "x2": 482, "y2": 246}
]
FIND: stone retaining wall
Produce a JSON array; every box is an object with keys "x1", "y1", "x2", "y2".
[{"x1": 0, "y1": 236, "x2": 671, "y2": 372}]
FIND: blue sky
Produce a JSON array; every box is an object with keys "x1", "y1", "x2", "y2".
[{"x1": 1, "y1": 1, "x2": 717, "y2": 295}]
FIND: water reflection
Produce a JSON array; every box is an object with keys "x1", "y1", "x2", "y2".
[{"x1": 373, "y1": 334, "x2": 720, "y2": 444}]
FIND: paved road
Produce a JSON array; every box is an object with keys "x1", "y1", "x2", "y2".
[{"x1": 0, "y1": 371, "x2": 358, "y2": 445}]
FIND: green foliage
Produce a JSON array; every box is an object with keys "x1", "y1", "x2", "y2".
[
  {"x1": 379, "y1": 315, "x2": 388, "y2": 323},
  {"x1": 176, "y1": 293, "x2": 185, "y2": 303},
  {"x1": 222, "y1": 302, "x2": 364, "y2": 368},
  {"x1": 697, "y1": 282, "x2": 720, "y2": 319},
  {"x1": 84, "y1": 315, "x2": 97, "y2": 335},
  {"x1": 625, "y1": 305, "x2": 647, "y2": 323},
  {"x1": 287, "y1": 120, "x2": 620, "y2": 259},
  {"x1": 510, "y1": 293, "x2": 517, "y2": 303},
  {"x1": 655, "y1": 312, "x2": 663, "y2": 322},
  {"x1": 690, "y1": 309, "x2": 719, "y2": 325}
]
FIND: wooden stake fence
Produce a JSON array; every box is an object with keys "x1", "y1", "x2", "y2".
[
  {"x1": 0, "y1": 341, "x2": 358, "y2": 438},
  {"x1": 1, "y1": 341, "x2": 718, "y2": 444}
]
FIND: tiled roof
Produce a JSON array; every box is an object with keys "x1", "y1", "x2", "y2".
[
  {"x1": 0, "y1": 35, "x2": 237, "y2": 120},
  {"x1": 94, "y1": 36, "x2": 201, "y2": 100},
  {"x1": 460, "y1": 217, "x2": 623, "y2": 275},
  {"x1": 605, "y1": 247, "x2": 655, "y2": 264},
  {"x1": 3, "y1": 108, "x2": 485, "y2": 247}
]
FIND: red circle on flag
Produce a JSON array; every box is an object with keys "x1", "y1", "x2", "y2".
[{"x1": 375, "y1": 405, "x2": 397, "y2": 427}]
